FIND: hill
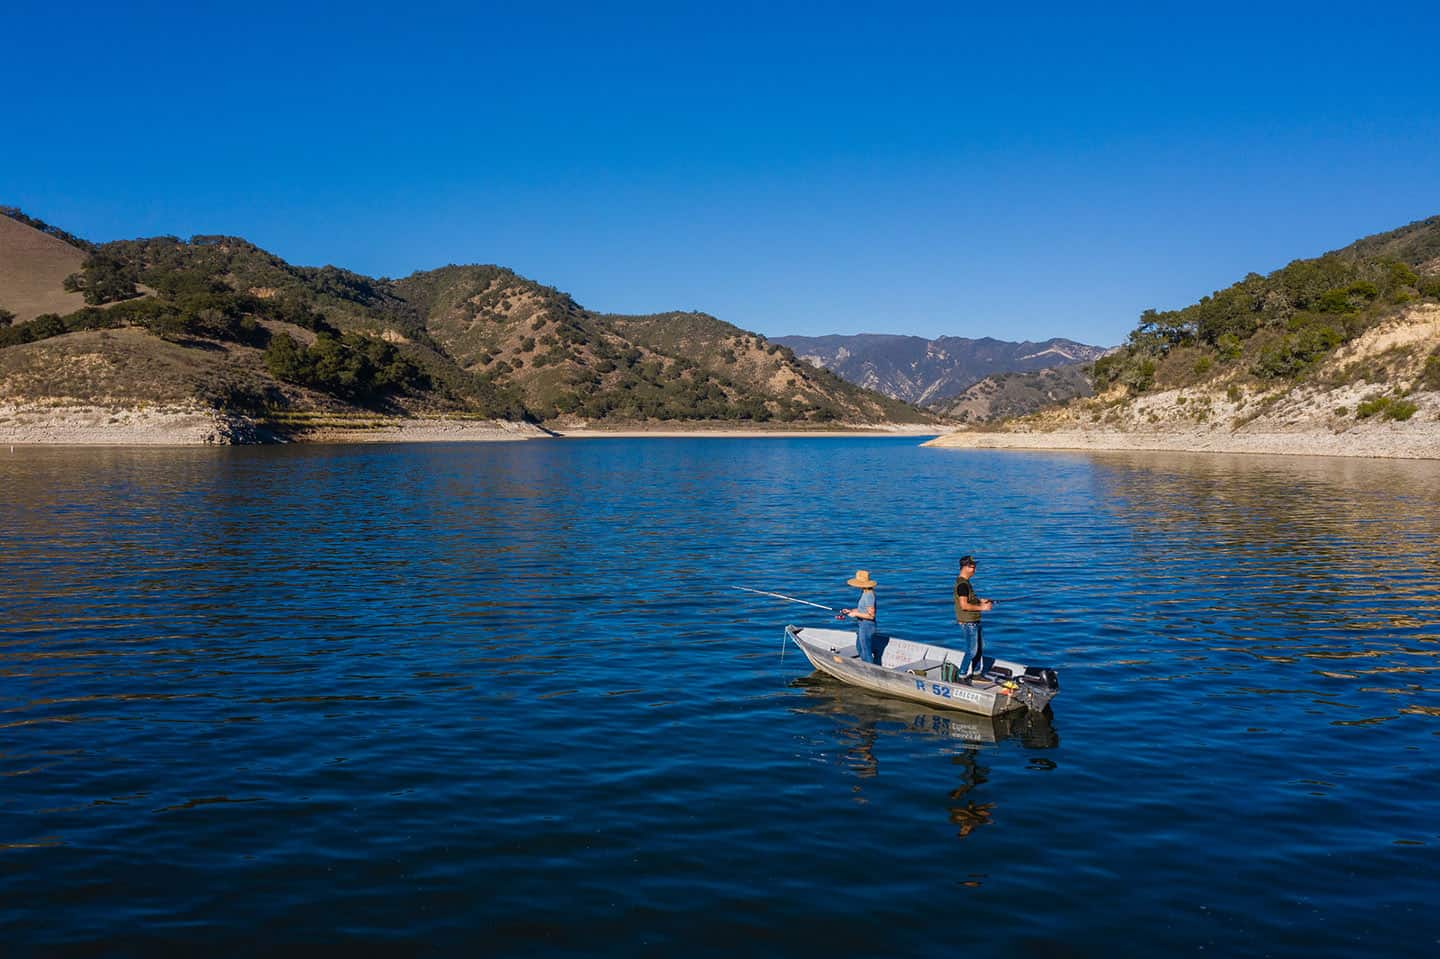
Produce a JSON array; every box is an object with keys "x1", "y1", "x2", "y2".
[
  {"x1": 927, "y1": 214, "x2": 1440, "y2": 458},
  {"x1": 934, "y1": 363, "x2": 1096, "y2": 423},
  {"x1": 0, "y1": 210, "x2": 935, "y2": 438},
  {"x1": 771, "y1": 332, "x2": 1106, "y2": 406},
  {"x1": 0, "y1": 212, "x2": 90, "y2": 322}
]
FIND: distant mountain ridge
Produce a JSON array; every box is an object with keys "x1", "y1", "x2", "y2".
[{"x1": 771, "y1": 333, "x2": 1107, "y2": 407}]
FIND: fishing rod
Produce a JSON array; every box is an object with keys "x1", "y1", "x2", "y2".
[{"x1": 731, "y1": 586, "x2": 835, "y2": 612}]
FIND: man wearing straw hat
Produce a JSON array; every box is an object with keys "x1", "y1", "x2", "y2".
[{"x1": 841, "y1": 570, "x2": 879, "y2": 664}]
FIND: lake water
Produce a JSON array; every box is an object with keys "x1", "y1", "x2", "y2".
[{"x1": 2, "y1": 438, "x2": 1438, "y2": 957}]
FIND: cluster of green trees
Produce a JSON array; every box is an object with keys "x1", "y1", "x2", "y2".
[
  {"x1": 0, "y1": 294, "x2": 278, "y2": 350},
  {"x1": 64, "y1": 235, "x2": 420, "y2": 331},
  {"x1": 264, "y1": 332, "x2": 429, "y2": 404},
  {"x1": 1, "y1": 234, "x2": 463, "y2": 411},
  {"x1": 62, "y1": 250, "x2": 144, "y2": 304},
  {"x1": 1094, "y1": 249, "x2": 1440, "y2": 394}
]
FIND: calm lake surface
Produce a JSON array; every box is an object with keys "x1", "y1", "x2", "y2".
[{"x1": 3, "y1": 438, "x2": 1438, "y2": 957}]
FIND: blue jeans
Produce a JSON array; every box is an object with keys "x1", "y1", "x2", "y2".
[
  {"x1": 857, "y1": 620, "x2": 878, "y2": 664},
  {"x1": 957, "y1": 621, "x2": 983, "y2": 675}
]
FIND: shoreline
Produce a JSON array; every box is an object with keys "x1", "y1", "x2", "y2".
[
  {"x1": 922, "y1": 427, "x2": 1440, "y2": 460},
  {"x1": 0, "y1": 404, "x2": 939, "y2": 445},
  {"x1": 553, "y1": 425, "x2": 939, "y2": 439},
  {"x1": 0, "y1": 404, "x2": 550, "y2": 446}
]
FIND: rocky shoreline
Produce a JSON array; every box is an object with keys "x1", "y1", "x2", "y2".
[
  {"x1": 0, "y1": 404, "x2": 549, "y2": 445},
  {"x1": 922, "y1": 425, "x2": 1440, "y2": 460},
  {"x1": 0, "y1": 404, "x2": 938, "y2": 445}
]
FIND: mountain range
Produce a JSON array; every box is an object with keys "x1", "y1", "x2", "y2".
[{"x1": 771, "y1": 333, "x2": 1107, "y2": 407}]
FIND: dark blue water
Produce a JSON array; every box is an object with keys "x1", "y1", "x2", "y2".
[{"x1": 3, "y1": 438, "x2": 1438, "y2": 957}]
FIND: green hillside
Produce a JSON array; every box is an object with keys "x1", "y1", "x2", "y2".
[
  {"x1": 0, "y1": 210, "x2": 934, "y2": 427},
  {"x1": 395, "y1": 267, "x2": 931, "y2": 423},
  {"x1": 1094, "y1": 215, "x2": 1440, "y2": 396}
]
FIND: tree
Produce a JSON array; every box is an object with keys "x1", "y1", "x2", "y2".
[
  {"x1": 72, "y1": 251, "x2": 140, "y2": 304},
  {"x1": 264, "y1": 333, "x2": 310, "y2": 382}
]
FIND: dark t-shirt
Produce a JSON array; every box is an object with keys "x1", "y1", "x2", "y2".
[{"x1": 954, "y1": 576, "x2": 981, "y2": 623}]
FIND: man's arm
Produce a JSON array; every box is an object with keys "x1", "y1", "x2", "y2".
[{"x1": 957, "y1": 585, "x2": 994, "y2": 612}]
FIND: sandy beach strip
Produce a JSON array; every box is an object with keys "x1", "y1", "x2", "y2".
[{"x1": 554, "y1": 425, "x2": 941, "y2": 439}]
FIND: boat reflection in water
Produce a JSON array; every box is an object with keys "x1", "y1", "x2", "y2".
[
  {"x1": 790, "y1": 672, "x2": 1059, "y2": 839},
  {"x1": 790, "y1": 672, "x2": 1059, "y2": 748}
]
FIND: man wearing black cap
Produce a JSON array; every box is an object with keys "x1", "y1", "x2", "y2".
[{"x1": 954, "y1": 555, "x2": 993, "y2": 677}]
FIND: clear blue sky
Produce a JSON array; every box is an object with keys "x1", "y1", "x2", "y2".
[{"x1": 5, "y1": 1, "x2": 1439, "y2": 345}]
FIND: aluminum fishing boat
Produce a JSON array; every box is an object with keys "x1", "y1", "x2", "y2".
[
  {"x1": 786, "y1": 624, "x2": 1059, "y2": 716},
  {"x1": 791, "y1": 673, "x2": 1060, "y2": 747}
]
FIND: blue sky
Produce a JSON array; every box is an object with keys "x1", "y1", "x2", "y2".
[{"x1": 4, "y1": 1, "x2": 1439, "y2": 345}]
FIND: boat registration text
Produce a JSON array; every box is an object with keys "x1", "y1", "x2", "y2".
[{"x1": 914, "y1": 679, "x2": 985, "y2": 705}]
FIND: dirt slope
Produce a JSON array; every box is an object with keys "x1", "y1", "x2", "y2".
[{"x1": 0, "y1": 215, "x2": 88, "y2": 322}]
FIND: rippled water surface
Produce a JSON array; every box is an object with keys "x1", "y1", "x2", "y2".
[{"x1": 3, "y1": 439, "x2": 1439, "y2": 957}]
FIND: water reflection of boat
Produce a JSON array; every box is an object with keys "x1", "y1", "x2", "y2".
[
  {"x1": 787, "y1": 624, "x2": 1060, "y2": 716},
  {"x1": 790, "y1": 672, "x2": 1059, "y2": 748},
  {"x1": 791, "y1": 673, "x2": 1058, "y2": 837}
]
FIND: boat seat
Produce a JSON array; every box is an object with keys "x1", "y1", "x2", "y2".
[{"x1": 893, "y1": 658, "x2": 943, "y2": 675}]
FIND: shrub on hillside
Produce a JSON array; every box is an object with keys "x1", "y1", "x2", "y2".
[
  {"x1": 1252, "y1": 321, "x2": 1343, "y2": 379},
  {"x1": 1121, "y1": 358, "x2": 1156, "y2": 393},
  {"x1": 1421, "y1": 351, "x2": 1440, "y2": 391},
  {"x1": 1355, "y1": 395, "x2": 1418, "y2": 421}
]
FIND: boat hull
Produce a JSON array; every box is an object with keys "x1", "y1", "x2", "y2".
[{"x1": 786, "y1": 625, "x2": 1057, "y2": 717}]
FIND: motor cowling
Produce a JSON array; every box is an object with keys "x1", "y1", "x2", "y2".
[{"x1": 1022, "y1": 666, "x2": 1059, "y2": 691}]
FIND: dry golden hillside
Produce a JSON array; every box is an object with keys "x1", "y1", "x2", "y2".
[{"x1": 0, "y1": 215, "x2": 88, "y2": 321}]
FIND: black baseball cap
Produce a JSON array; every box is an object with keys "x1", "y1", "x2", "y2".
[{"x1": 959, "y1": 555, "x2": 976, "y2": 568}]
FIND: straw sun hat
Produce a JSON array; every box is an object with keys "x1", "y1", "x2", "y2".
[{"x1": 846, "y1": 570, "x2": 877, "y2": 589}]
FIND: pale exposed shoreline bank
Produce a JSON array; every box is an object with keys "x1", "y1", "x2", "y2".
[
  {"x1": 1, "y1": 404, "x2": 247, "y2": 446},
  {"x1": 922, "y1": 426, "x2": 1440, "y2": 460},
  {"x1": 0, "y1": 404, "x2": 548, "y2": 446},
  {"x1": 553, "y1": 425, "x2": 940, "y2": 439},
  {"x1": 0, "y1": 404, "x2": 937, "y2": 446},
  {"x1": 6, "y1": 402, "x2": 1436, "y2": 458}
]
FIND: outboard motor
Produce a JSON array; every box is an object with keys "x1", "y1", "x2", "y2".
[{"x1": 1022, "y1": 666, "x2": 1059, "y2": 691}]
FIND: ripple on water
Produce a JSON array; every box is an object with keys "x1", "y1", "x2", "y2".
[{"x1": 1, "y1": 442, "x2": 1439, "y2": 956}]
